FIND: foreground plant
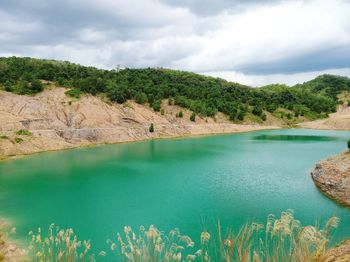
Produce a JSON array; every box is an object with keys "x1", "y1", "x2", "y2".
[
  {"x1": 25, "y1": 210, "x2": 341, "y2": 261},
  {"x1": 28, "y1": 224, "x2": 94, "y2": 262},
  {"x1": 109, "y1": 210, "x2": 339, "y2": 262}
]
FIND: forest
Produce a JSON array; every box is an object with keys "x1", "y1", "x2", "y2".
[{"x1": 1, "y1": 56, "x2": 349, "y2": 122}]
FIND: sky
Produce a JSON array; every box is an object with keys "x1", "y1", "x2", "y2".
[{"x1": 0, "y1": 0, "x2": 350, "y2": 86}]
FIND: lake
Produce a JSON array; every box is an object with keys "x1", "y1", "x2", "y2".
[{"x1": 1, "y1": 129, "x2": 350, "y2": 259}]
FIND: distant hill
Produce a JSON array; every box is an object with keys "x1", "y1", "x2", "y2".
[{"x1": 1, "y1": 56, "x2": 349, "y2": 122}]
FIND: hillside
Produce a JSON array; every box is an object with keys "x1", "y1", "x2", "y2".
[
  {"x1": 1, "y1": 57, "x2": 350, "y2": 159},
  {"x1": 0, "y1": 87, "x2": 279, "y2": 159},
  {"x1": 2, "y1": 57, "x2": 350, "y2": 123}
]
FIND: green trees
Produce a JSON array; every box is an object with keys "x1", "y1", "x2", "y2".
[
  {"x1": 176, "y1": 111, "x2": 183, "y2": 118},
  {"x1": 149, "y1": 123, "x2": 154, "y2": 133},
  {"x1": 190, "y1": 112, "x2": 196, "y2": 122},
  {"x1": 135, "y1": 92, "x2": 147, "y2": 104},
  {"x1": 0, "y1": 57, "x2": 348, "y2": 123}
]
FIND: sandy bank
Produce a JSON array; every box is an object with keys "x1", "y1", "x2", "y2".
[
  {"x1": 0, "y1": 88, "x2": 280, "y2": 160},
  {"x1": 299, "y1": 105, "x2": 350, "y2": 130}
]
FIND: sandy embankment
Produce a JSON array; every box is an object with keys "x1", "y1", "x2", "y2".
[
  {"x1": 0, "y1": 88, "x2": 280, "y2": 160},
  {"x1": 299, "y1": 104, "x2": 350, "y2": 130}
]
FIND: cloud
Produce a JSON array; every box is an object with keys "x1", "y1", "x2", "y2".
[
  {"x1": 203, "y1": 68, "x2": 350, "y2": 87},
  {"x1": 0, "y1": 0, "x2": 349, "y2": 85}
]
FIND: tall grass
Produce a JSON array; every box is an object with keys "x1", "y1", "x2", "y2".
[
  {"x1": 109, "y1": 210, "x2": 339, "y2": 262},
  {"x1": 24, "y1": 210, "x2": 341, "y2": 261},
  {"x1": 28, "y1": 224, "x2": 94, "y2": 262}
]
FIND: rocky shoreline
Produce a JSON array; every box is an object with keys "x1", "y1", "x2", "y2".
[{"x1": 311, "y1": 151, "x2": 350, "y2": 207}]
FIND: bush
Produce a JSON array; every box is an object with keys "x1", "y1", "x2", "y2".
[
  {"x1": 190, "y1": 112, "x2": 196, "y2": 122},
  {"x1": 160, "y1": 108, "x2": 165, "y2": 115},
  {"x1": 14, "y1": 137, "x2": 23, "y2": 144},
  {"x1": 149, "y1": 123, "x2": 154, "y2": 133},
  {"x1": 65, "y1": 88, "x2": 82, "y2": 99},
  {"x1": 177, "y1": 111, "x2": 183, "y2": 118},
  {"x1": 152, "y1": 100, "x2": 161, "y2": 112},
  {"x1": 15, "y1": 129, "x2": 32, "y2": 136},
  {"x1": 135, "y1": 92, "x2": 148, "y2": 104},
  {"x1": 0, "y1": 135, "x2": 9, "y2": 139}
]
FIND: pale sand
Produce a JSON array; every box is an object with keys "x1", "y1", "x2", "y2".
[{"x1": 299, "y1": 105, "x2": 350, "y2": 130}]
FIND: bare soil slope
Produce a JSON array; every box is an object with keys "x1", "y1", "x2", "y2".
[
  {"x1": 299, "y1": 104, "x2": 350, "y2": 130},
  {"x1": 0, "y1": 88, "x2": 279, "y2": 159}
]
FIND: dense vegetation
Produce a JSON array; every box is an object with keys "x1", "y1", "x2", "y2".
[{"x1": 1, "y1": 57, "x2": 350, "y2": 122}]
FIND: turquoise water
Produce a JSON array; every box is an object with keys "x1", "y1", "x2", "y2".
[{"x1": 1, "y1": 129, "x2": 350, "y2": 258}]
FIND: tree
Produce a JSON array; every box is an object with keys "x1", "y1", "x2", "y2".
[
  {"x1": 348, "y1": 138, "x2": 350, "y2": 151},
  {"x1": 152, "y1": 100, "x2": 161, "y2": 112},
  {"x1": 30, "y1": 79, "x2": 44, "y2": 93},
  {"x1": 4, "y1": 80, "x2": 12, "y2": 92},
  {"x1": 135, "y1": 92, "x2": 147, "y2": 104},
  {"x1": 149, "y1": 123, "x2": 154, "y2": 133},
  {"x1": 190, "y1": 112, "x2": 196, "y2": 122}
]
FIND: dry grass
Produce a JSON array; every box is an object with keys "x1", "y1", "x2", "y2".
[
  {"x1": 20, "y1": 210, "x2": 343, "y2": 261},
  {"x1": 108, "y1": 210, "x2": 340, "y2": 262},
  {"x1": 28, "y1": 224, "x2": 94, "y2": 262}
]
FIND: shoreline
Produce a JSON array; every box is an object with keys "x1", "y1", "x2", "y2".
[{"x1": 0, "y1": 125, "x2": 280, "y2": 162}]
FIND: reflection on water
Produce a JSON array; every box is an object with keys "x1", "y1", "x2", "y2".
[{"x1": 253, "y1": 135, "x2": 341, "y2": 142}]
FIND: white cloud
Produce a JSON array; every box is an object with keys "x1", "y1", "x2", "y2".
[{"x1": 0, "y1": 0, "x2": 350, "y2": 84}]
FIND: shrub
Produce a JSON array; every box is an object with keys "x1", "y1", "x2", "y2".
[
  {"x1": 149, "y1": 123, "x2": 154, "y2": 133},
  {"x1": 15, "y1": 129, "x2": 32, "y2": 136},
  {"x1": 135, "y1": 92, "x2": 148, "y2": 104},
  {"x1": 152, "y1": 100, "x2": 161, "y2": 112},
  {"x1": 160, "y1": 108, "x2": 165, "y2": 115},
  {"x1": 65, "y1": 88, "x2": 82, "y2": 99},
  {"x1": 0, "y1": 135, "x2": 9, "y2": 139},
  {"x1": 177, "y1": 111, "x2": 183, "y2": 118},
  {"x1": 14, "y1": 137, "x2": 23, "y2": 144},
  {"x1": 190, "y1": 112, "x2": 196, "y2": 122}
]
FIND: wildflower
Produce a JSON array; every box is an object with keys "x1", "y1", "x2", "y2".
[
  {"x1": 186, "y1": 254, "x2": 196, "y2": 261},
  {"x1": 224, "y1": 239, "x2": 231, "y2": 247},
  {"x1": 200, "y1": 232, "x2": 210, "y2": 245}
]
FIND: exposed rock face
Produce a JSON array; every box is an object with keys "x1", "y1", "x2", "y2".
[
  {"x1": 321, "y1": 239, "x2": 350, "y2": 262},
  {"x1": 311, "y1": 152, "x2": 350, "y2": 206},
  {"x1": 0, "y1": 88, "x2": 279, "y2": 159}
]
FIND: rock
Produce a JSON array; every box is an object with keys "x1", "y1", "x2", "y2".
[{"x1": 311, "y1": 152, "x2": 350, "y2": 206}]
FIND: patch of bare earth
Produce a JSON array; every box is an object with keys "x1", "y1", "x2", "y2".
[
  {"x1": 0, "y1": 88, "x2": 279, "y2": 159},
  {"x1": 299, "y1": 105, "x2": 350, "y2": 130}
]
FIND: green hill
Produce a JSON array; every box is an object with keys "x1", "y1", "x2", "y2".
[{"x1": 1, "y1": 56, "x2": 349, "y2": 122}]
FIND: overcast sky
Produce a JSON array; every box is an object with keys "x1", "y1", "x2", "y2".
[{"x1": 1, "y1": 0, "x2": 349, "y2": 86}]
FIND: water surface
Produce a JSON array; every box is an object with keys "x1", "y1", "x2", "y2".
[{"x1": 0, "y1": 129, "x2": 350, "y2": 257}]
